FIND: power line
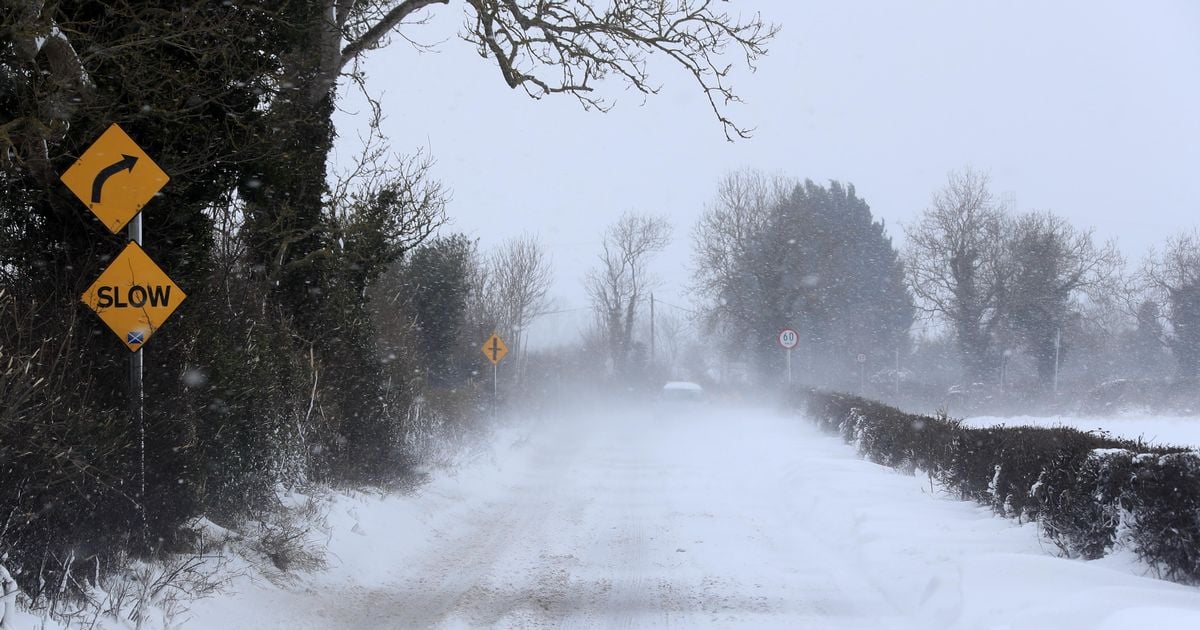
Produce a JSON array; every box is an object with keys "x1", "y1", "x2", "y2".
[
  {"x1": 537, "y1": 306, "x2": 592, "y2": 316},
  {"x1": 537, "y1": 299, "x2": 699, "y2": 317},
  {"x1": 656, "y1": 299, "x2": 700, "y2": 315}
]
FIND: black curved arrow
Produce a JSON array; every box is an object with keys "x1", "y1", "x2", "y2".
[{"x1": 90, "y1": 154, "x2": 138, "y2": 203}]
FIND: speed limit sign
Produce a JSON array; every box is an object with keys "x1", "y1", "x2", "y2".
[{"x1": 778, "y1": 329, "x2": 799, "y2": 349}]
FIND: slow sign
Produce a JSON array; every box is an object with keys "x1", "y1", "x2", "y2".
[{"x1": 81, "y1": 242, "x2": 186, "y2": 351}]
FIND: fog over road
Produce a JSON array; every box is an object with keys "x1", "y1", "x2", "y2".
[{"x1": 191, "y1": 404, "x2": 1200, "y2": 629}]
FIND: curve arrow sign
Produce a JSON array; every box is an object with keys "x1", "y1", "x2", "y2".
[{"x1": 91, "y1": 154, "x2": 139, "y2": 204}]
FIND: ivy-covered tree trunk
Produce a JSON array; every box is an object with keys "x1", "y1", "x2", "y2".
[
  {"x1": 236, "y1": 5, "x2": 400, "y2": 482},
  {"x1": 241, "y1": 91, "x2": 336, "y2": 333}
]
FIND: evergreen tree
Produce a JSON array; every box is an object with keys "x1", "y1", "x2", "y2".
[
  {"x1": 695, "y1": 173, "x2": 912, "y2": 385},
  {"x1": 396, "y1": 235, "x2": 477, "y2": 387},
  {"x1": 1137, "y1": 230, "x2": 1200, "y2": 379},
  {"x1": 1131, "y1": 300, "x2": 1169, "y2": 378}
]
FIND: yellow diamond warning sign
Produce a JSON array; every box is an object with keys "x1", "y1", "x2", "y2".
[
  {"x1": 81, "y1": 242, "x2": 186, "y2": 352},
  {"x1": 60, "y1": 123, "x2": 169, "y2": 233},
  {"x1": 482, "y1": 333, "x2": 508, "y2": 365}
]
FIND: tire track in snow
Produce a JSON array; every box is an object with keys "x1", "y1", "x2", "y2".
[{"x1": 329, "y1": 421, "x2": 593, "y2": 629}]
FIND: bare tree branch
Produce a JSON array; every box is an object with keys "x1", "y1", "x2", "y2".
[
  {"x1": 461, "y1": 0, "x2": 778, "y2": 139},
  {"x1": 339, "y1": 0, "x2": 451, "y2": 70}
]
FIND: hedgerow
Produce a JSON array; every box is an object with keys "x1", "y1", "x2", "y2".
[{"x1": 799, "y1": 390, "x2": 1200, "y2": 584}]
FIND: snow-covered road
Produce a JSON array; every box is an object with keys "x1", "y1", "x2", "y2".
[{"x1": 189, "y1": 405, "x2": 1200, "y2": 629}]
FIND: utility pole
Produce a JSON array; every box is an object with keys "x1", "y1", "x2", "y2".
[
  {"x1": 857, "y1": 353, "x2": 866, "y2": 393},
  {"x1": 894, "y1": 347, "x2": 900, "y2": 397},
  {"x1": 1053, "y1": 328, "x2": 1061, "y2": 395},
  {"x1": 1001, "y1": 349, "x2": 1012, "y2": 393},
  {"x1": 649, "y1": 293, "x2": 655, "y2": 367}
]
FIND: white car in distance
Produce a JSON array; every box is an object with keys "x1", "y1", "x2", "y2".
[{"x1": 659, "y1": 381, "x2": 705, "y2": 405}]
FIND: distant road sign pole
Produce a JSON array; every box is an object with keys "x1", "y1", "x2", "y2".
[
  {"x1": 481, "y1": 333, "x2": 509, "y2": 420},
  {"x1": 778, "y1": 329, "x2": 799, "y2": 384}
]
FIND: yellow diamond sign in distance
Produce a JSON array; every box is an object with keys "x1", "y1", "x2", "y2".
[
  {"x1": 60, "y1": 123, "x2": 169, "y2": 233},
  {"x1": 82, "y1": 242, "x2": 186, "y2": 352},
  {"x1": 482, "y1": 333, "x2": 508, "y2": 365}
]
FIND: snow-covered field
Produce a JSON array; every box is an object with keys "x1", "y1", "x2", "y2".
[
  {"x1": 13, "y1": 405, "x2": 1199, "y2": 629},
  {"x1": 963, "y1": 414, "x2": 1200, "y2": 448}
]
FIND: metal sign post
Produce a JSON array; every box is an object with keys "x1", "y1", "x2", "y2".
[
  {"x1": 778, "y1": 329, "x2": 798, "y2": 385},
  {"x1": 129, "y1": 214, "x2": 145, "y2": 518},
  {"x1": 481, "y1": 333, "x2": 509, "y2": 420}
]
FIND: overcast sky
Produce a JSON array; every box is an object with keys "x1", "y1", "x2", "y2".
[{"x1": 332, "y1": 1, "x2": 1200, "y2": 345}]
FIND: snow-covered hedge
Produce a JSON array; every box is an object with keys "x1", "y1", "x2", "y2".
[{"x1": 802, "y1": 390, "x2": 1200, "y2": 584}]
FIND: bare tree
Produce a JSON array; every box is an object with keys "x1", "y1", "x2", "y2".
[
  {"x1": 330, "y1": 133, "x2": 450, "y2": 295},
  {"x1": 643, "y1": 311, "x2": 689, "y2": 377},
  {"x1": 1140, "y1": 229, "x2": 1200, "y2": 378},
  {"x1": 905, "y1": 168, "x2": 1010, "y2": 382},
  {"x1": 490, "y1": 234, "x2": 554, "y2": 381},
  {"x1": 691, "y1": 169, "x2": 792, "y2": 328},
  {"x1": 463, "y1": 241, "x2": 500, "y2": 338},
  {"x1": 586, "y1": 212, "x2": 671, "y2": 375}
]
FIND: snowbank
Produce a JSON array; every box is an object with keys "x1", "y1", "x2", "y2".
[{"x1": 965, "y1": 414, "x2": 1200, "y2": 448}]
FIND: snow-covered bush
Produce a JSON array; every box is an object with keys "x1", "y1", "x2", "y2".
[
  {"x1": 1, "y1": 562, "x2": 17, "y2": 630},
  {"x1": 801, "y1": 389, "x2": 1200, "y2": 584},
  {"x1": 1123, "y1": 452, "x2": 1200, "y2": 581},
  {"x1": 1033, "y1": 448, "x2": 1132, "y2": 559}
]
